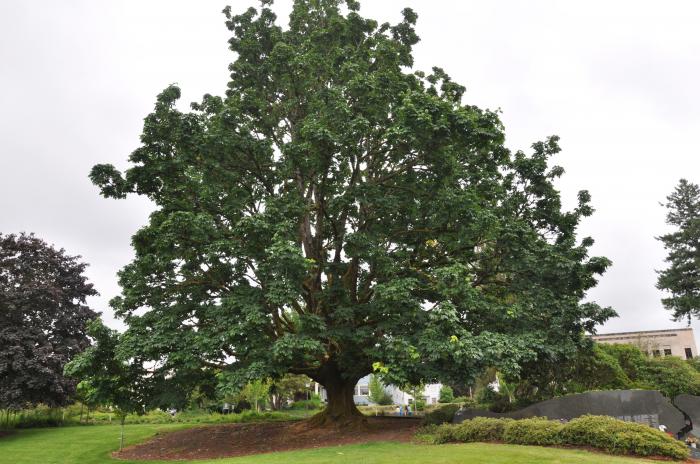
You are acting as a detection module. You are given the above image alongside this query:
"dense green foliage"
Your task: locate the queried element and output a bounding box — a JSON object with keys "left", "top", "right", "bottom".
{"left": 483, "top": 343, "right": 700, "bottom": 410}
{"left": 368, "top": 375, "right": 392, "bottom": 405}
{"left": 241, "top": 379, "right": 271, "bottom": 412}
{"left": 438, "top": 385, "right": 455, "bottom": 403}
{"left": 64, "top": 320, "right": 150, "bottom": 424}
{"left": 431, "top": 417, "right": 512, "bottom": 443}
{"left": 657, "top": 179, "right": 700, "bottom": 321}
{"left": 587, "top": 344, "right": 700, "bottom": 398}
{"left": 89, "top": 0, "right": 612, "bottom": 422}
{"left": 269, "top": 374, "right": 313, "bottom": 409}
{"left": 421, "top": 403, "right": 461, "bottom": 425}
{"left": 288, "top": 395, "right": 323, "bottom": 410}
{"left": 560, "top": 415, "right": 689, "bottom": 460}
{"left": 0, "top": 233, "right": 97, "bottom": 411}
{"left": 501, "top": 418, "right": 562, "bottom": 446}
{"left": 1, "top": 406, "right": 67, "bottom": 429}
{"left": 0, "top": 426, "right": 666, "bottom": 464}
{"left": 429, "top": 415, "right": 689, "bottom": 460}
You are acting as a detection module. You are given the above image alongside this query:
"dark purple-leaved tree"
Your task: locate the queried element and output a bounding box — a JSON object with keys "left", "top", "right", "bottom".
{"left": 0, "top": 233, "right": 98, "bottom": 411}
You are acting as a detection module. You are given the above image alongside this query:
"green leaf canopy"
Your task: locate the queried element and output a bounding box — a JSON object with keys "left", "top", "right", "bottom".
{"left": 90, "top": 0, "right": 613, "bottom": 423}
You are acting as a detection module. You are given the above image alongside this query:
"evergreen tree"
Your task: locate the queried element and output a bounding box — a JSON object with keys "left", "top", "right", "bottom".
{"left": 368, "top": 375, "right": 392, "bottom": 405}
{"left": 657, "top": 179, "right": 700, "bottom": 321}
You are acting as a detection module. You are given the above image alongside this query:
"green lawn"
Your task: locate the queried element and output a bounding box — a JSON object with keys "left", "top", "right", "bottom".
{"left": 0, "top": 424, "right": 663, "bottom": 464}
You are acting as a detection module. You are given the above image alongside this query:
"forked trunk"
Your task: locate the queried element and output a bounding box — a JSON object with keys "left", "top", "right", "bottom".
{"left": 306, "top": 376, "right": 366, "bottom": 428}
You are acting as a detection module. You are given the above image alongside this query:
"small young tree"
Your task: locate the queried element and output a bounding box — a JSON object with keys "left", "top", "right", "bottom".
{"left": 368, "top": 375, "right": 392, "bottom": 405}
{"left": 75, "top": 381, "right": 100, "bottom": 423}
{"left": 438, "top": 385, "right": 454, "bottom": 403}
{"left": 657, "top": 179, "right": 700, "bottom": 322}
{"left": 64, "top": 320, "right": 149, "bottom": 450}
{"left": 242, "top": 379, "right": 271, "bottom": 412}
{"left": 404, "top": 383, "right": 426, "bottom": 414}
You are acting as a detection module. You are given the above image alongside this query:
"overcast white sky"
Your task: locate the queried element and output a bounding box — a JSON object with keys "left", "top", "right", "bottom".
{"left": 2, "top": 1, "right": 699, "bottom": 341}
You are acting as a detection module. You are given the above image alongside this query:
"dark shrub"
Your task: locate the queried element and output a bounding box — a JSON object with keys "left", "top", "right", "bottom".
{"left": 421, "top": 403, "right": 460, "bottom": 426}
{"left": 233, "top": 400, "right": 251, "bottom": 413}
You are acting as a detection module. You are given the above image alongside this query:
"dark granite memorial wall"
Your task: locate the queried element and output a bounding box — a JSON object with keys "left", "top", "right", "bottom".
{"left": 453, "top": 390, "right": 688, "bottom": 436}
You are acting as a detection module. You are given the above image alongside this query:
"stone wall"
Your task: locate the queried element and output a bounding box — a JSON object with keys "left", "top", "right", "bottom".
{"left": 453, "top": 390, "right": 687, "bottom": 436}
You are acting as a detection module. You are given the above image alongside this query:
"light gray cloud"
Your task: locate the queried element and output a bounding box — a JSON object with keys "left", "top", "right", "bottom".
{"left": 2, "top": 0, "right": 699, "bottom": 340}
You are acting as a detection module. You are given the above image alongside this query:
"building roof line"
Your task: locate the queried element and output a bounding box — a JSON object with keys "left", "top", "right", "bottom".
{"left": 592, "top": 328, "right": 692, "bottom": 337}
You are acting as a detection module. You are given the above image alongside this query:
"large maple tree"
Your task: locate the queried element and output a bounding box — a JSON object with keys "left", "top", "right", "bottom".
{"left": 90, "top": 0, "right": 613, "bottom": 426}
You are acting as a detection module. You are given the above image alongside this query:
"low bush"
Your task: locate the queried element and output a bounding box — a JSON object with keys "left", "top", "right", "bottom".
{"left": 147, "top": 409, "right": 294, "bottom": 424}
{"left": 288, "top": 397, "right": 322, "bottom": 410}
{"left": 424, "top": 415, "right": 689, "bottom": 460}
{"left": 433, "top": 417, "right": 511, "bottom": 444}
{"left": 0, "top": 405, "right": 310, "bottom": 429}
{"left": 560, "top": 415, "right": 688, "bottom": 460}
{"left": 421, "top": 403, "right": 460, "bottom": 426}
{"left": 11, "top": 407, "right": 66, "bottom": 428}
{"left": 451, "top": 396, "right": 478, "bottom": 408}
{"left": 502, "top": 418, "right": 563, "bottom": 446}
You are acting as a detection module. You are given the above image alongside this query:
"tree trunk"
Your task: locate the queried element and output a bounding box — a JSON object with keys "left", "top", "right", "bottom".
{"left": 306, "top": 375, "right": 366, "bottom": 428}
{"left": 119, "top": 416, "right": 125, "bottom": 451}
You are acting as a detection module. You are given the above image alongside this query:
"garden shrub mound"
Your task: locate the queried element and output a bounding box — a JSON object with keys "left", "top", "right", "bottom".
{"left": 421, "top": 403, "right": 461, "bottom": 425}
{"left": 116, "top": 416, "right": 420, "bottom": 460}
{"left": 428, "top": 415, "right": 689, "bottom": 460}
{"left": 559, "top": 415, "right": 689, "bottom": 459}
{"left": 502, "top": 418, "right": 563, "bottom": 446}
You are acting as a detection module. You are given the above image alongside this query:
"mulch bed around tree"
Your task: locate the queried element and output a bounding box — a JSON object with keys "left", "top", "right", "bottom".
{"left": 115, "top": 417, "right": 420, "bottom": 461}
{"left": 0, "top": 431, "right": 14, "bottom": 439}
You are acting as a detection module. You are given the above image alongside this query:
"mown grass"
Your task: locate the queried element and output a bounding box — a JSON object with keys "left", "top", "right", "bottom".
{"left": 0, "top": 423, "right": 664, "bottom": 464}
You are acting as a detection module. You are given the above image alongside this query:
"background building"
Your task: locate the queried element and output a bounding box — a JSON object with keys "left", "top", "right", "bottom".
{"left": 592, "top": 328, "right": 698, "bottom": 360}
{"left": 313, "top": 375, "right": 442, "bottom": 406}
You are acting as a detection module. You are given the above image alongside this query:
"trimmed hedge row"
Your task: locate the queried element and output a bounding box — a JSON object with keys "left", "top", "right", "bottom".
{"left": 425, "top": 415, "right": 689, "bottom": 460}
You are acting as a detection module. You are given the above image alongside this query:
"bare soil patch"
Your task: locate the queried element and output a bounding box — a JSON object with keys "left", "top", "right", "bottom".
{"left": 115, "top": 417, "right": 420, "bottom": 461}
{"left": 0, "top": 430, "right": 13, "bottom": 439}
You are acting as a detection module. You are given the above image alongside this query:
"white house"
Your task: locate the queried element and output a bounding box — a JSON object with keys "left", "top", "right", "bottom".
{"left": 314, "top": 375, "right": 442, "bottom": 406}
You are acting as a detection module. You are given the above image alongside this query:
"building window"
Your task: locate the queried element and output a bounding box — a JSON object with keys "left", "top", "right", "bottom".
{"left": 664, "top": 349, "right": 672, "bottom": 356}
{"left": 358, "top": 385, "right": 369, "bottom": 396}
{"left": 653, "top": 350, "right": 661, "bottom": 357}
{"left": 686, "top": 348, "right": 694, "bottom": 359}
